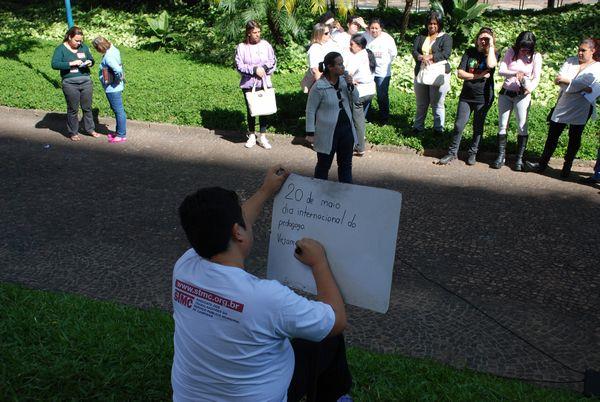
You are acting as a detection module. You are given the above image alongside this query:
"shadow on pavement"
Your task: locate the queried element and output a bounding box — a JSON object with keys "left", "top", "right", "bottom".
{"left": 0, "top": 133, "right": 598, "bottom": 391}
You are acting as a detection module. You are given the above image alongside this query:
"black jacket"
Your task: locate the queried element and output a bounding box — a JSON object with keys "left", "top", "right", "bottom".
{"left": 412, "top": 33, "right": 453, "bottom": 76}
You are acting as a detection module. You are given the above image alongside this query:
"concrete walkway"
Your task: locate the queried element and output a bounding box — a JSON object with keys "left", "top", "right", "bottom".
{"left": 1, "top": 106, "right": 598, "bottom": 393}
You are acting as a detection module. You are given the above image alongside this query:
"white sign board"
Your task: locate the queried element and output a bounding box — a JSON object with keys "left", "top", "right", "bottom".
{"left": 267, "top": 174, "right": 402, "bottom": 313}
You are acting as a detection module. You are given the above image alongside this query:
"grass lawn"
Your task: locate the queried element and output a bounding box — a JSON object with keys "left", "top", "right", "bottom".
{"left": 0, "top": 37, "right": 598, "bottom": 159}
{"left": 0, "top": 282, "right": 588, "bottom": 401}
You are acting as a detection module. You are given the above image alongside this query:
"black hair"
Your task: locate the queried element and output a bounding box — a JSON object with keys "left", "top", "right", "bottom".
{"left": 368, "top": 18, "right": 384, "bottom": 29}
{"left": 425, "top": 10, "right": 444, "bottom": 32}
{"left": 178, "top": 187, "right": 246, "bottom": 259}
{"left": 512, "top": 31, "right": 536, "bottom": 62}
{"left": 350, "top": 34, "right": 376, "bottom": 73}
{"left": 318, "top": 51, "right": 342, "bottom": 74}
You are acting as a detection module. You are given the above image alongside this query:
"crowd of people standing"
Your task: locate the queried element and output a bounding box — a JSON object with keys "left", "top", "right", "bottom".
{"left": 51, "top": 16, "right": 599, "bottom": 183}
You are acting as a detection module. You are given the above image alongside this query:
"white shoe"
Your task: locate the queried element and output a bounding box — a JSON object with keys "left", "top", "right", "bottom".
{"left": 258, "top": 134, "right": 272, "bottom": 150}
{"left": 245, "top": 133, "right": 256, "bottom": 148}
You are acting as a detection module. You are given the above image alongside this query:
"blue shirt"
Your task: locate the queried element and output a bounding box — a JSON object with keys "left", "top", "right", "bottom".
{"left": 98, "top": 45, "right": 124, "bottom": 93}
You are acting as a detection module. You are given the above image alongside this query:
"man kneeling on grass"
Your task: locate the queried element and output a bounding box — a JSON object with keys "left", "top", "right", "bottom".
{"left": 172, "top": 165, "right": 352, "bottom": 402}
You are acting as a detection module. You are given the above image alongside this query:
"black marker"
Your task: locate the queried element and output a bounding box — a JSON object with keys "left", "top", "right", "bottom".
{"left": 295, "top": 246, "right": 302, "bottom": 255}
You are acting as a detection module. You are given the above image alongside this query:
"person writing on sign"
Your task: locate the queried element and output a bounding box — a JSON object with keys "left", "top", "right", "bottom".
{"left": 306, "top": 52, "right": 358, "bottom": 184}
{"left": 51, "top": 26, "right": 99, "bottom": 141}
{"left": 92, "top": 36, "right": 127, "bottom": 143}
{"left": 172, "top": 165, "right": 352, "bottom": 402}
{"left": 235, "top": 20, "right": 276, "bottom": 150}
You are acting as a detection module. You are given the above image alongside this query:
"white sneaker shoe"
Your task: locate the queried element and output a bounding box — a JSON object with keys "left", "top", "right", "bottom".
{"left": 258, "top": 134, "right": 272, "bottom": 150}
{"left": 245, "top": 133, "right": 256, "bottom": 148}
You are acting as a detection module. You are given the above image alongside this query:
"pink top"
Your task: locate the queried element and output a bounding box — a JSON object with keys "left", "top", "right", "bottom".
{"left": 498, "top": 48, "right": 542, "bottom": 92}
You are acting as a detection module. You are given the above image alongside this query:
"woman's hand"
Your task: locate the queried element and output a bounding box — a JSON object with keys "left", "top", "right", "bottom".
{"left": 516, "top": 72, "right": 525, "bottom": 81}
{"left": 255, "top": 66, "right": 266, "bottom": 78}
{"left": 69, "top": 60, "right": 83, "bottom": 67}
{"left": 343, "top": 72, "right": 353, "bottom": 86}
{"left": 555, "top": 75, "right": 569, "bottom": 85}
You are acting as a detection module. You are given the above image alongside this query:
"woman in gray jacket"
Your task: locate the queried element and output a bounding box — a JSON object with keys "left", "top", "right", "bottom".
{"left": 306, "top": 51, "right": 358, "bottom": 183}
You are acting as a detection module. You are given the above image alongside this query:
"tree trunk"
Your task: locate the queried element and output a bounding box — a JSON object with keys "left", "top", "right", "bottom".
{"left": 401, "top": 0, "right": 413, "bottom": 37}
{"left": 547, "top": 0, "right": 555, "bottom": 7}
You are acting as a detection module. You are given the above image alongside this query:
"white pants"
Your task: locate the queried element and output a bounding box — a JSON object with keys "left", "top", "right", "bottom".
{"left": 497, "top": 93, "right": 531, "bottom": 137}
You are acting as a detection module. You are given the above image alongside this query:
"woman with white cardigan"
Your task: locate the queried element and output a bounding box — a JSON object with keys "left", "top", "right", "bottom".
{"left": 527, "top": 37, "right": 600, "bottom": 178}
{"left": 306, "top": 52, "right": 358, "bottom": 183}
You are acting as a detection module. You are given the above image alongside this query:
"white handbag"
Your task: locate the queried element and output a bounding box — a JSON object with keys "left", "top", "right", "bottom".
{"left": 416, "top": 60, "right": 447, "bottom": 87}
{"left": 245, "top": 80, "right": 277, "bottom": 117}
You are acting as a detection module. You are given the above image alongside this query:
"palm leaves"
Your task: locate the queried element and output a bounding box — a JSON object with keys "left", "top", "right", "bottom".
{"left": 430, "top": 0, "right": 490, "bottom": 42}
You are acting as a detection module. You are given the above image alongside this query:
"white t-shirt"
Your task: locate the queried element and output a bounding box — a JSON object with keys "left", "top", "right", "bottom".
{"left": 171, "top": 248, "right": 335, "bottom": 402}
{"left": 365, "top": 31, "right": 398, "bottom": 77}
{"left": 307, "top": 43, "right": 326, "bottom": 69}
{"left": 346, "top": 49, "right": 376, "bottom": 98}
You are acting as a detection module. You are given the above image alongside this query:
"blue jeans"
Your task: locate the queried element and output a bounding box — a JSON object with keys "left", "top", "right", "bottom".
{"left": 105, "top": 91, "right": 127, "bottom": 137}
{"left": 373, "top": 76, "right": 391, "bottom": 121}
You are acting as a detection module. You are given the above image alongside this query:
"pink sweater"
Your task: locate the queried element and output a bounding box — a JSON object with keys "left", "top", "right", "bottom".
{"left": 498, "top": 48, "right": 542, "bottom": 92}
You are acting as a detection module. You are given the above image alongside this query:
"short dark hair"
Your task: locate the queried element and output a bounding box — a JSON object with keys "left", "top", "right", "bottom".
{"left": 178, "top": 187, "right": 246, "bottom": 259}
{"left": 63, "top": 26, "right": 83, "bottom": 43}
{"left": 425, "top": 11, "right": 444, "bottom": 32}
{"left": 368, "top": 18, "right": 384, "bottom": 29}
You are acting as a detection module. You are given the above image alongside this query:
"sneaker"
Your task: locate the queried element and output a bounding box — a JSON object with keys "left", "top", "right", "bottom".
{"left": 109, "top": 136, "right": 127, "bottom": 143}
{"left": 245, "top": 133, "right": 256, "bottom": 148}
{"left": 107, "top": 132, "right": 116, "bottom": 141}
{"left": 258, "top": 135, "right": 272, "bottom": 150}
{"left": 437, "top": 154, "right": 456, "bottom": 165}
{"left": 466, "top": 154, "right": 477, "bottom": 166}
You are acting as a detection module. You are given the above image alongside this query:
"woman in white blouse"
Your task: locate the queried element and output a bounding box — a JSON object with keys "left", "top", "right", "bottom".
{"left": 345, "top": 34, "right": 376, "bottom": 156}
{"left": 304, "top": 23, "right": 331, "bottom": 92}
{"left": 492, "top": 31, "right": 542, "bottom": 170}
{"left": 528, "top": 38, "right": 599, "bottom": 178}
{"left": 365, "top": 18, "right": 397, "bottom": 123}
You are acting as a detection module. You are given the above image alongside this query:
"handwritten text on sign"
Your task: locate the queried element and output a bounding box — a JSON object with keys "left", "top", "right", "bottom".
{"left": 267, "top": 174, "right": 402, "bottom": 313}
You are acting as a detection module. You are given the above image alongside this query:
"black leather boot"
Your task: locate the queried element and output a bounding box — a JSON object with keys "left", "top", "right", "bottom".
{"left": 514, "top": 135, "right": 528, "bottom": 171}
{"left": 491, "top": 135, "right": 507, "bottom": 169}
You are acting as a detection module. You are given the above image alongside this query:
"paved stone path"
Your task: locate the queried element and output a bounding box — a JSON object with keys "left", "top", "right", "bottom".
{"left": 1, "top": 106, "right": 598, "bottom": 393}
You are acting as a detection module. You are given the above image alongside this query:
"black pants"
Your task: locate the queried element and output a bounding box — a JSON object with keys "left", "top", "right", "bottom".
{"left": 314, "top": 112, "right": 354, "bottom": 184}
{"left": 62, "top": 78, "right": 94, "bottom": 136}
{"left": 241, "top": 88, "right": 267, "bottom": 133}
{"left": 448, "top": 100, "right": 492, "bottom": 156}
{"left": 288, "top": 334, "right": 353, "bottom": 402}
{"left": 539, "top": 106, "right": 593, "bottom": 167}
